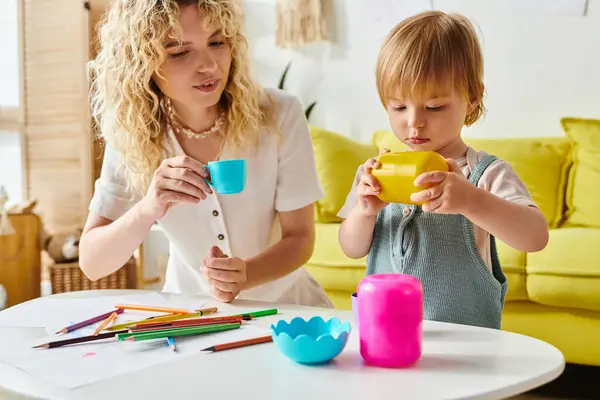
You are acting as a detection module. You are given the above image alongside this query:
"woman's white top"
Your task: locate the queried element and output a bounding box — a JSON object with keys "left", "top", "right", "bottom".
{"left": 89, "top": 89, "right": 332, "bottom": 307}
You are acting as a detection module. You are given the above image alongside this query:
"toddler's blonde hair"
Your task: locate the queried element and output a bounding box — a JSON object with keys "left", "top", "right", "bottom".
{"left": 376, "top": 11, "right": 485, "bottom": 126}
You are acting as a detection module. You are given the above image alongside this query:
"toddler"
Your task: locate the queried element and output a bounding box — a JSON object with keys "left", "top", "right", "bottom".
{"left": 338, "top": 11, "right": 549, "bottom": 329}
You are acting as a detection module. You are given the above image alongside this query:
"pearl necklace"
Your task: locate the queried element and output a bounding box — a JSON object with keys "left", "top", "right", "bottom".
{"left": 161, "top": 97, "right": 225, "bottom": 140}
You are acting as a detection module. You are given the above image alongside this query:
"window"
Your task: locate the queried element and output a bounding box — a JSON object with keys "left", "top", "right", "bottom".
{"left": 0, "top": 132, "right": 23, "bottom": 205}
{"left": 0, "top": 0, "right": 20, "bottom": 109}
{"left": 0, "top": 0, "right": 24, "bottom": 206}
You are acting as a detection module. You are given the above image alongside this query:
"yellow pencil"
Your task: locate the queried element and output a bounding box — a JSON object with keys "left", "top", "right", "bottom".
{"left": 93, "top": 312, "right": 118, "bottom": 336}
{"left": 106, "top": 307, "right": 218, "bottom": 331}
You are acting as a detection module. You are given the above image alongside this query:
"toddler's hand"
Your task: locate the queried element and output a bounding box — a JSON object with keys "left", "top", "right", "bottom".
{"left": 410, "top": 158, "right": 476, "bottom": 214}
{"left": 356, "top": 149, "right": 390, "bottom": 217}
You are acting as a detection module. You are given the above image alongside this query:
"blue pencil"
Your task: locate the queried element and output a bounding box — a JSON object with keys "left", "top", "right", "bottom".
{"left": 166, "top": 336, "right": 176, "bottom": 352}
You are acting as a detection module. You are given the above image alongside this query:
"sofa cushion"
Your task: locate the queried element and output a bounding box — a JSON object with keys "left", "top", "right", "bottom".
{"left": 307, "top": 223, "right": 528, "bottom": 301}
{"left": 502, "top": 301, "right": 600, "bottom": 367}
{"left": 527, "top": 228, "right": 600, "bottom": 312}
{"left": 309, "top": 126, "right": 378, "bottom": 223}
{"left": 371, "top": 130, "right": 572, "bottom": 228}
{"left": 560, "top": 117, "right": 600, "bottom": 228}
{"left": 496, "top": 241, "right": 528, "bottom": 301}
{"left": 306, "top": 223, "right": 366, "bottom": 293}
{"left": 372, "top": 130, "right": 408, "bottom": 152}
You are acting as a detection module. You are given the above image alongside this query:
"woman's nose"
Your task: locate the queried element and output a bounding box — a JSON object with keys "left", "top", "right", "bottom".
{"left": 196, "top": 52, "right": 218, "bottom": 73}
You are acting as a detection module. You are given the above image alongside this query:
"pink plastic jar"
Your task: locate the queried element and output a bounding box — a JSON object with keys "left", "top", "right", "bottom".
{"left": 357, "top": 273, "right": 423, "bottom": 368}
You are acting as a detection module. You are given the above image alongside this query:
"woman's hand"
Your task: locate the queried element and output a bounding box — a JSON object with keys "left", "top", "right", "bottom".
{"left": 139, "top": 156, "right": 213, "bottom": 222}
{"left": 356, "top": 149, "right": 390, "bottom": 217}
{"left": 202, "top": 246, "right": 247, "bottom": 303}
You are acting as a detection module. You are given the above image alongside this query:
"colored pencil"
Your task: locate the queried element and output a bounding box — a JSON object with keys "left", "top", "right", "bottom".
{"left": 145, "top": 307, "right": 217, "bottom": 321}
{"left": 194, "top": 307, "right": 218, "bottom": 315}
{"left": 232, "top": 308, "right": 278, "bottom": 319}
{"left": 128, "top": 318, "right": 243, "bottom": 334}
{"left": 202, "top": 335, "right": 273, "bottom": 352}
{"left": 114, "top": 304, "right": 193, "bottom": 314}
{"left": 124, "top": 324, "right": 240, "bottom": 341}
{"left": 118, "top": 323, "right": 240, "bottom": 340}
{"left": 145, "top": 312, "right": 177, "bottom": 321}
{"left": 107, "top": 314, "right": 199, "bottom": 331}
{"left": 93, "top": 311, "right": 118, "bottom": 336}
{"left": 55, "top": 308, "right": 125, "bottom": 335}
{"left": 166, "top": 337, "right": 176, "bottom": 352}
{"left": 106, "top": 308, "right": 217, "bottom": 331}
{"left": 130, "top": 315, "right": 243, "bottom": 331}
{"left": 117, "top": 323, "right": 241, "bottom": 342}
{"left": 33, "top": 329, "right": 129, "bottom": 349}
{"left": 129, "top": 321, "right": 242, "bottom": 334}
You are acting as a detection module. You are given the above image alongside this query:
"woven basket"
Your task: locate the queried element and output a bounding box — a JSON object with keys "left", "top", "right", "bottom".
{"left": 49, "top": 258, "right": 137, "bottom": 294}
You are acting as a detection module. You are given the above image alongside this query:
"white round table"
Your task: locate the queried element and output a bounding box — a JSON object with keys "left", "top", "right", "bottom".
{"left": 0, "top": 290, "right": 564, "bottom": 400}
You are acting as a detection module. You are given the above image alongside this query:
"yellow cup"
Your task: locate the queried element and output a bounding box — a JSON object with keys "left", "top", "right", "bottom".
{"left": 371, "top": 151, "right": 449, "bottom": 204}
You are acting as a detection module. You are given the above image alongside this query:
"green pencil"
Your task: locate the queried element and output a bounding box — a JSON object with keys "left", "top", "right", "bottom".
{"left": 116, "top": 323, "right": 241, "bottom": 342}
{"left": 116, "top": 323, "right": 239, "bottom": 340}
{"left": 233, "top": 308, "right": 278, "bottom": 319}
{"left": 126, "top": 323, "right": 240, "bottom": 342}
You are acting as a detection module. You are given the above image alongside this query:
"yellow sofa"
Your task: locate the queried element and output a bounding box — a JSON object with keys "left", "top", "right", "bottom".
{"left": 306, "top": 117, "right": 600, "bottom": 367}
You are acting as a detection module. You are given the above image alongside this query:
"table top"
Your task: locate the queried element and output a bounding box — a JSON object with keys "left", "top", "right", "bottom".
{"left": 0, "top": 290, "right": 565, "bottom": 400}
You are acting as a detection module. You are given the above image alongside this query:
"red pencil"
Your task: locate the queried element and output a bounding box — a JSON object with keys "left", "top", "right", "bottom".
{"left": 130, "top": 315, "right": 243, "bottom": 332}
{"left": 201, "top": 335, "right": 273, "bottom": 352}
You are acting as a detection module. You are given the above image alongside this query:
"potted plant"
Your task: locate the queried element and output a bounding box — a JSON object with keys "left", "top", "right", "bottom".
{"left": 278, "top": 62, "right": 317, "bottom": 121}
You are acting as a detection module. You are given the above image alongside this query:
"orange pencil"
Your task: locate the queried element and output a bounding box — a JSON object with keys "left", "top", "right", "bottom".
{"left": 201, "top": 335, "right": 273, "bottom": 352}
{"left": 114, "top": 304, "right": 192, "bottom": 314}
{"left": 93, "top": 312, "right": 118, "bottom": 336}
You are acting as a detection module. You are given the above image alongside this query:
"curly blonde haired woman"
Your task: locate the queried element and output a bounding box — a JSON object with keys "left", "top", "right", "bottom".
{"left": 80, "top": 0, "right": 332, "bottom": 307}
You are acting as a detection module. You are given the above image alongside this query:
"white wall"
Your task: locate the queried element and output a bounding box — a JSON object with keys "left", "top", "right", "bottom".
{"left": 243, "top": 0, "right": 600, "bottom": 142}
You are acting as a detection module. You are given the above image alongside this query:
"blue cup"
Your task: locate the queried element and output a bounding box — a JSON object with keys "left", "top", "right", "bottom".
{"left": 205, "top": 159, "right": 247, "bottom": 194}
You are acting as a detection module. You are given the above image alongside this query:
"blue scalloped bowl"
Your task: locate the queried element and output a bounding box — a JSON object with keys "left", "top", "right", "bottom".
{"left": 270, "top": 316, "right": 352, "bottom": 364}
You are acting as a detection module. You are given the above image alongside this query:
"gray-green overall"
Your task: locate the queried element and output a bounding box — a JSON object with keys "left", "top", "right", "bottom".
{"left": 366, "top": 155, "right": 508, "bottom": 329}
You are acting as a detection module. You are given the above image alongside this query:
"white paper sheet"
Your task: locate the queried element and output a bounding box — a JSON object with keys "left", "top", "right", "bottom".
{"left": 362, "top": 0, "right": 433, "bottom": 41}
{"left": 0, "top": 323, "right": 269, "bottom": 389}
{"left": 0, "top": 293, "right": 283, "bottom": 388}
{"left": 0, "top": 292, "right": 207, "bottom": 336}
